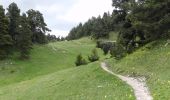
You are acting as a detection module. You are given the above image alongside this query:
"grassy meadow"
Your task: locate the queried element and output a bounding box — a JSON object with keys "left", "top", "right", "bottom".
{"left": 0, "top": 37, "right": 135, "bottom": 100}
{"left": 0, "top": 62, "right": 135, "bottom": 100}
{"left": 0, "top": 38, "right": 99, "bottom": 86}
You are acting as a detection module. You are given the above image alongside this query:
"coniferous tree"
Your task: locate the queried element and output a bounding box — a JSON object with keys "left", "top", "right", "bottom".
{"left": 47, "top": 34, "right": 57, "bottom": 42}
{"left": 130, "top": 0, "right": 170, "bottom": 40}
{"left": 75, "top": 54, "right": 87, "bottom": 66}
{"left": 102, "top": 12, "right": 113, "bottom": 32}
{"left": 92, "top": 16, "right": 105, "bottom": 39}
{"left": 16, "top": 13, "right": 32, "bottom": 59}
{"left": 67, "top": 14, "right": 112, "bottom": 40}
{"left": 27, "top": 9, "right": 51, "bottom": 44}
{"left": 0, "top": 5, "right": 12, "bottom": 59}
{"left": 7, "top": 2, "right": 20, "bottom": 46}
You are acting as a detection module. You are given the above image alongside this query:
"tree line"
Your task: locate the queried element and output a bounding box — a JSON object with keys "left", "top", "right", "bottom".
{"left": 46, "top": 34, "right": 66, "bottom": 42}
{"left": 67, "top": 12, "right": 114, "bottom": 40}
{"left": 0, "top": 2, "right": 52, "bottom": 60}
{"left": 67, "top": 0, "right": 170, "bottom": 55}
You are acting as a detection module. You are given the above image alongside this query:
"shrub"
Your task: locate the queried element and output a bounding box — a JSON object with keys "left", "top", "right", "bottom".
{"left": 75, "top": 54, "right": 87, "bottom": 66}
{"left": 102, "top": 43, "right": 110, "bottom": 55}
{"left": 96, "top": 40, "right": 104, "bottom": 48}
{"left": 110, "top": 43, "right": 126, "bottom": 59}
{"left": 88, "top": 49, "right": 99, "bottom": 62}
{"left": 97, "top": 40, "right": 118, "bottom": 55}
{"left": 102, "top": 42, "right": 115, "bottom": 55}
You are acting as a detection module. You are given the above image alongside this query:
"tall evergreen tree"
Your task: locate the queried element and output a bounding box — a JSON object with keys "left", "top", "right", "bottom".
{"left": 7, "top": 2, "right": 20, "bottom": 45}
{"left": 102, "top": 12, "right": 112, "bottom": 32}
{"left": 16, "top": 13, "right": 32, "bottom": 59}
{"left": 130, "top": 0, "right": 170, "bottom": 40}
{"left": 112, "top": 0, "right": 139, "bottom": 52}
{"left": 92, "top": 15, "right": 106, "bottom": 39}
{"left": 0, "top": 5, "right": 12, "bottom": 59}
{"left": 27, "top": 9, "right": 51, "bottom": 44}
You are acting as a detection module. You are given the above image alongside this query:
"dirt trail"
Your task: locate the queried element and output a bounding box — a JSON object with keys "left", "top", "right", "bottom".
{"left": 101, "top": 62, "right": 153, "bottom": 100}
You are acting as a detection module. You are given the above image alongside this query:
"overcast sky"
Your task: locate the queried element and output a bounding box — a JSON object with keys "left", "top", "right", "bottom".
{"left": 0, "top": 0, "right": 113, "bottom": 37}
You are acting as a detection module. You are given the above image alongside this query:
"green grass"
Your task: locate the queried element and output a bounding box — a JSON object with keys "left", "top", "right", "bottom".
{"left": 0, "top": 37, "right": 135, "bottom": 100}
{"left": 107, "top": 40, "right": 170, "bottom": 100}
{"left": 0, "top": 62, "right": 135, "bottom": 100}
{"left": 0, "top": 37, "right": 104, "bottom": 87}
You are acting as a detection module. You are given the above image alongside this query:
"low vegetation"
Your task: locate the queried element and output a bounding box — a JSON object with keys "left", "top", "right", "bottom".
{"left": 0, "top": 62, "right": 135, "bottom": 100}
{"left": 75, "top": 54, "right": 87, "bottom": 66}
{"left": 88, "top": 49, "right": 99, "bottom": 62}
{"left": 110, "top": 43, "right": 126, "bottom": 59}
{"left": 106, "top": 40, "right": 170, "bottom": 100}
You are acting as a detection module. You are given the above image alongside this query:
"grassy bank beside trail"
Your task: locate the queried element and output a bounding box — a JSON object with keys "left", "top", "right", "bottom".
{"left": 107, "top": 40, "right": 170, "bottom": 100}
{"left": 0, "top": 62, "right": 135, "bottom": 100}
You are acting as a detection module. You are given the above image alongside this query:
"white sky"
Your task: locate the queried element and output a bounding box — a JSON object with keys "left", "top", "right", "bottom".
{"left": 0, "top": 0, "right": 113, "bottom": 37}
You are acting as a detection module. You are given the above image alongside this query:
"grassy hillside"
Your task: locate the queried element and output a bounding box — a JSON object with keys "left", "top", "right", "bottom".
{"left": 0, "top": 37, "right": 135, "bottom": 100}
{"left": 107, "top": 40, "right": 170, "bottom": 100}
{"left": 0, "top": 37, "right": 102, "bottom": 86}
{"left": 0, "top": 62, "right": 135, "bottom": 100}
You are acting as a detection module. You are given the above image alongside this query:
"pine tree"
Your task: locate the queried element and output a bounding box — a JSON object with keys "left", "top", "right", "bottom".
{"left": 16, "top": 13, "right": 32, "bottom": 59}
{"left": 130, "top": 0, "right": 170, "bottom": 40}
{"left": 0, "top": 6, "right": 12, "bottom": 59}
{"left": 27, "top": 9, "right": 51, "bottom": 44}
{"left": 75, "top": 54, "right": 87, "bottom": 66}
{"left": 7, "top": 2, "right": 20, "bottom": 45}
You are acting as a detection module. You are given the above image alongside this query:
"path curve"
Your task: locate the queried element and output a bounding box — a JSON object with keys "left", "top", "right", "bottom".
{"left": 101, "top": 62, "right": 153, "bottom": 100}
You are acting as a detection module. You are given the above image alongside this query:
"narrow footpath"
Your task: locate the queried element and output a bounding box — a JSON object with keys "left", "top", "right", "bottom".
{"left": 101, "top": 62, "right": 153, "bottom": 100}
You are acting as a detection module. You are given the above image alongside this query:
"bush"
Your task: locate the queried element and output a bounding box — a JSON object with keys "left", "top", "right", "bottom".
{"left": 88, "top": 49, "right": 99, "bottom": 62}
{"left": 75, "top": 54, "right": 87, "bottom": 66}
{"left": 102, "top": 42, "right": 115, "bottom": 55}
{"left": 96, "top": 40, "right": 104, "bottom": 48}
{"left": 110, "top": 43, "right": 126, "bottom": 59}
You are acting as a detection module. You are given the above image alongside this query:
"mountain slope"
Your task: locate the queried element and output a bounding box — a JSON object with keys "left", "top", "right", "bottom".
{"left": 107, "top": 40, "right": 170, "bottom": 100}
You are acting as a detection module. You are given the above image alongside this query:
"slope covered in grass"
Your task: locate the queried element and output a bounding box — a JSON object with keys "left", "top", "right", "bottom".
{"left": 0, "top": 62, "right": 135, "bottom": 100}
{"left": 107, "top": 40, "right": 170, "bottom": 100}
{"left": 0, "top": 37, "right": 104, "bottom": 87}
{"left": 0, "top": 37, "right": 135, "bottom": 100}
